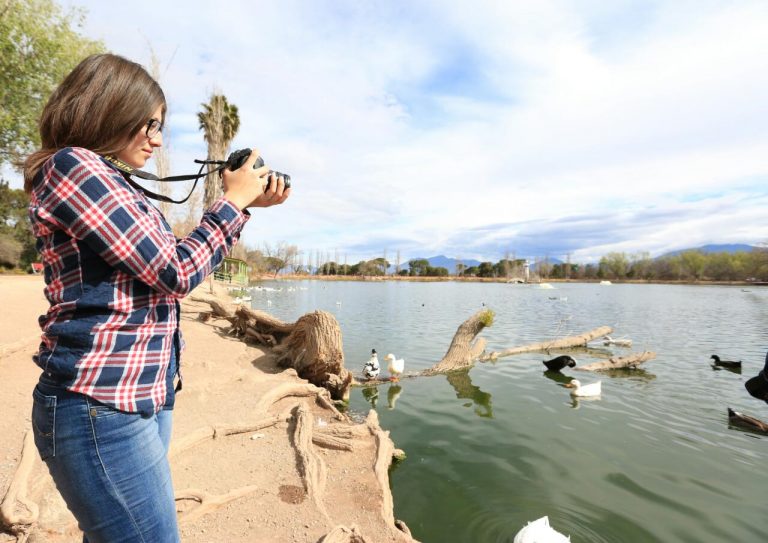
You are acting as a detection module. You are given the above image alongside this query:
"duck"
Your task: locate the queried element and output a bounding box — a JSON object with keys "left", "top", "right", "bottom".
{"left": 710, "top": 355, "right": 742, "bottom": 369}
{"left": 603, "top": 335, "right": 632, "bottom": 347}
{"left": 362, "top": 349, "right": 380, "bottom": 380}
{"left": 384, "top": 353, "right": 405, "bottom": 381}
{"left": 514, "top": 516, "right": 570, "bottom": 543}
{"left": 564, "top": 379, "right": 601, "bottom": 397}
{"left": 543, "top": 355, "right": 576, "bottom": 372}
{"left": 727, "top": 407, "right": 768, "bottom": 435}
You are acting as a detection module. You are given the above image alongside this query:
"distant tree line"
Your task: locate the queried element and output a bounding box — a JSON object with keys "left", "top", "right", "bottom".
{"left": 3, "top": 186, "right": 766, "bottom": 284}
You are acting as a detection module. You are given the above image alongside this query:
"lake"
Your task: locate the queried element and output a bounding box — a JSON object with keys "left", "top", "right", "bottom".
{"left": 246, "top": 280, "right": 768, "bottom": 542}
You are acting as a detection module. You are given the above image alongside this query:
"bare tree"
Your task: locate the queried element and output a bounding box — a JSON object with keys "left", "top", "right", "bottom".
{"left": 264, "top": 242, "right": 298, "bottom": 278}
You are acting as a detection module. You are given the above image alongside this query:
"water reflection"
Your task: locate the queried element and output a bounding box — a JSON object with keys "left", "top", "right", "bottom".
{"left": 445, "top": 369, "right": 493, "bottom": 418}
{"left": 361, "top": 386, "right": 379, "bottom": 408}
{"left": 570, "top": 395, "right": 601, "bottom": 409}
{"left": 711, "top": 364, "right": 742, "bottom": 375}
{"left": 597, "top": 368, "right": 657, "bottom": 381}
{"left": 543, "top": 370, "right": 575, "bottom": 385}
{"left": 387, "top": 384, "right": 402, "bottom": 410}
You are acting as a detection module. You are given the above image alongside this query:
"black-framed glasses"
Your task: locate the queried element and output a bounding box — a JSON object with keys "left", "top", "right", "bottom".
{"left": 145, "top": 119, "right": 163, "bottom": 138}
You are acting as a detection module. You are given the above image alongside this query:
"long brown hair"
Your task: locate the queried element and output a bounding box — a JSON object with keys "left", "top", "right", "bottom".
{"left": 23, "top": 54, "right": 166, "bottom": 193}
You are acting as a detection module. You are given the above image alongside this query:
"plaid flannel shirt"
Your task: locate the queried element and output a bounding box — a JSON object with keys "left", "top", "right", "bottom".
{"left": 29, "top": 147, "right": 249, "bottom": 414}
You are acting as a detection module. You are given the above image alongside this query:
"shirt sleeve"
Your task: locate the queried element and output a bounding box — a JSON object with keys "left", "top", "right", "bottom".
{"left": 31, "top": 147, "right": 249, "bottom": 298}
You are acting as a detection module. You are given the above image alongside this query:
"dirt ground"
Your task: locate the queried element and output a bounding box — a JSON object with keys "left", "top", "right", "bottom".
{"left": 0, "top": 275, "right": 416, "bottom": 543}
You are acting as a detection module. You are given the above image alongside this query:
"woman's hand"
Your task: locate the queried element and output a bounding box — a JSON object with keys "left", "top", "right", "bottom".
{"left": 221, "top": 148, "right": 269, "bottom": 211}
{"left": 249, "top": 172, "right": 291, "bottom": 208}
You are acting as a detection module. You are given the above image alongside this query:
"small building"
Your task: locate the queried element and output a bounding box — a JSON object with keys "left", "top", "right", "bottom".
{"left": 30, "top": 262, "right": 44, "bottom": 274}
{"left": 213, "top": 257, "right": 249, "bottom": 287}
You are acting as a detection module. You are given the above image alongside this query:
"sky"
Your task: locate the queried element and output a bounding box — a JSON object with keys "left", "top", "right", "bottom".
{"left": 14, "top": 0, "right": 768, "bottom": 264}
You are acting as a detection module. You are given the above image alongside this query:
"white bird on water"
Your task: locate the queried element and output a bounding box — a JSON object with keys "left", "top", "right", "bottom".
{"left": 564, "top": 379, "right": 601, "bottom": 397}
{"left": 384, "top": 353, "right": 405, "bottom": 381}
{"left": 514, "top": 516, "right": 570, "bottom": 542}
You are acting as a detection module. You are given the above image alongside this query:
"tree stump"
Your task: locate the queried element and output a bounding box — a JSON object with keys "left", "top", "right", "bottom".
{"left": 229, "top": 306, "right": 352, "bottom": 401}
{"left": 422, "top": 309, "right": 494, "bottom": 375}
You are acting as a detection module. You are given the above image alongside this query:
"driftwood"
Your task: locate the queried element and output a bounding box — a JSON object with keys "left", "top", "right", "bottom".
{"left": 481, "top": 326, "right": 613, "bottom": 360}
{"left": 575, "top": 351, "right": 656, "bottom": 371}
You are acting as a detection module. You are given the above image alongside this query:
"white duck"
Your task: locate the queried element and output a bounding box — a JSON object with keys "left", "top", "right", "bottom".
{"left": 384, "top": 353, "right": 405, "bottom": 381}
{"left": 514, "top": 516, "right": 570, "bottom": 543}
{"left": 362, "top": 349, "right": 380, "bottom": 380}
{"left": 564, "top": 379, "right": 601, "bottom": 397}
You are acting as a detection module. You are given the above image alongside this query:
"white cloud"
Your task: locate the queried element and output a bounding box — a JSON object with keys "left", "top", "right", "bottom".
{"left": 18, "top": 0, "right": 765, "bottom": 263}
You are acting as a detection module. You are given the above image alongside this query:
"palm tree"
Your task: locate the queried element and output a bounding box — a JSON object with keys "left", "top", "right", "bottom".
{"left": 198, "top": 92, "right": 240, "bottom": 209}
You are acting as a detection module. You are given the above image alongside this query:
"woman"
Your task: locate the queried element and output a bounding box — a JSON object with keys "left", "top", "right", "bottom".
{"left": 23, "top": 53, "right": 289, "bottom": 542}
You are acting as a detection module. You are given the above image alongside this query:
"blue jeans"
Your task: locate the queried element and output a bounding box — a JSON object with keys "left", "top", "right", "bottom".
{"left": 31, "top": 377, "right": 179, "bottom": 543}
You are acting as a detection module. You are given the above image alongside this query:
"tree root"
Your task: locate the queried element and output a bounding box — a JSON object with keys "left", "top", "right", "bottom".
{"left": 0, "top": 432, "right": 39, "bottom": 543}
{"left": 189, "top": 295, "right": 234, "bottom": 319}
{"left": 256, "top": 382, "right": 346, "bottom": 421}
{"left": 175, "top": 486, "right": 260, "bottom": 523}
{"left": 168, "top": 415, "right": 288, "bottom": 459}
{"left": 312, "top": 432, "right": 354, "bottom": 452}
{"left": 291, "top": 404, "right": 330, "bottom": 520}
{"left": 575, "top": 351, "right": 656, "bottom": 371}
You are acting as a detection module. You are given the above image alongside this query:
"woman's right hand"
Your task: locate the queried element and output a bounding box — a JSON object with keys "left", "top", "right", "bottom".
{"left": 222, "top": 148, "right": 269, "bottom": 211}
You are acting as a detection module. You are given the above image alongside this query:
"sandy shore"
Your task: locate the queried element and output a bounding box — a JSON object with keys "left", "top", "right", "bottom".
{"left": 0, "top": 275, "right": 415, "bottom": 543}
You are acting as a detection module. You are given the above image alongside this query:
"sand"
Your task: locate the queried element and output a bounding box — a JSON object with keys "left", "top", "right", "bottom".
{"left": 0, "top": 275, "right": 416, "bottom": 543}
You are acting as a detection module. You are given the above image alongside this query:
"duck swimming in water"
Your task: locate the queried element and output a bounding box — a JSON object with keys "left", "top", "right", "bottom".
{"left": 564, "top": 379, "right": 601, "bottom": 397}
{"left": 362, "top": 349, "right": 380, "bottom": 380}
{"left": 710, "top": 355, "right": 742, "bottom": 369}
{"left": 514, "top": 516, "right": 570, "bottom": 542}
{"left": 543, "top": 355, "right": 577, "bottom": 372}
{"left": 727, "top": 407, "right": 768, "bottom": 435}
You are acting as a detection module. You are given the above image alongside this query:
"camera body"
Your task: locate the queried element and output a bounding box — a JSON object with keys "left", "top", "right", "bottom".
{"left": 225, "top": 149, "right": 291, "bottom": 190}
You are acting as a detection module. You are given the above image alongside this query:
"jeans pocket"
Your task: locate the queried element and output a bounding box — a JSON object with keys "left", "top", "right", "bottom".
{"left": 32, "top": 386, "right": 57, "bottom": 460}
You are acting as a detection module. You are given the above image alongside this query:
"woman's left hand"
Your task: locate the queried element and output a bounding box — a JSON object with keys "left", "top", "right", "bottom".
{"left": 249, "top": 172, "right": 291, "bottom": 208}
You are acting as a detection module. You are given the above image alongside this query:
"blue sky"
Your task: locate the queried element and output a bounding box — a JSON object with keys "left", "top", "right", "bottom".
{"left": 12, "top": 0, "right": 768, "bottom": 264}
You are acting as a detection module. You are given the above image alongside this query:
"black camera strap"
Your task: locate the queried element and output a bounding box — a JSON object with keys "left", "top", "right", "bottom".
{"left": 102, "top": 155, "right": 228, "bottom": 204}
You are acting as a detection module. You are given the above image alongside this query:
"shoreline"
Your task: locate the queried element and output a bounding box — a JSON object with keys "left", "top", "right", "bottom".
{"left": 0, "top": 276, "right": 416, "bottom": 543}
{"left": 247, "top": 274, "right": 761, "bottom": 287}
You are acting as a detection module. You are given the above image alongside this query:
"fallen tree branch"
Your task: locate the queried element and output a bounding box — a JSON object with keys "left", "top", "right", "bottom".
{"left": 575, "top": 351, "right": 656, "bottom": 371}
{"left": 481, "top": 325, "right": 613, "bottom": 361}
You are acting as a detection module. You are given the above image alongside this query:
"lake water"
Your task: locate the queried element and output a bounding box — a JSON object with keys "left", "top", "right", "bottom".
{"left": 246, "top": 280, "right": 768, "bottom": 542}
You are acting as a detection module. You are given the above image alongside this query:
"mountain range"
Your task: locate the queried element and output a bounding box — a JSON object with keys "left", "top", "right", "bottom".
{"left": 402, "top": 245, "right": 759, "bottom": 274}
